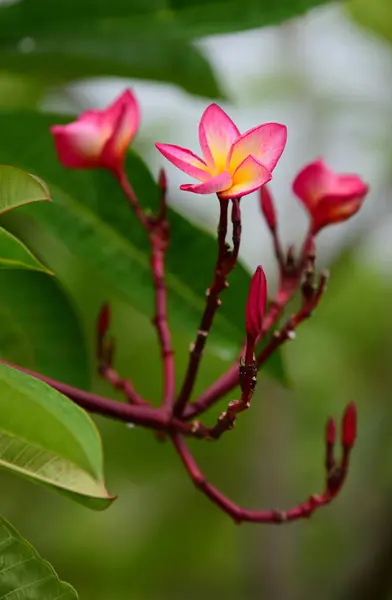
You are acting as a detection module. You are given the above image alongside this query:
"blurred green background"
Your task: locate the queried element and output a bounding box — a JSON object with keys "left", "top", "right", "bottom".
{"left": 0, "top": 0, "right": 392, "bottom": 598}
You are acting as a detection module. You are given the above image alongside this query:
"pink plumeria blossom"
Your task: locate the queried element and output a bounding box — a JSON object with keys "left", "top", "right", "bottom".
{"left": 156, "top": 104, "right": 287, "bottom": 199}
{"left": 50, "top": 89, "right": 140, "bottom": 173}
{"left": 293, "top": 159, "right": 369, "bottom": 234}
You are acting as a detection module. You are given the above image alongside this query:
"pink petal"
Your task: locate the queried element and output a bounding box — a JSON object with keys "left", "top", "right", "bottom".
{"left": 50, "top": 120, "right": 106, "bottom": 168}
{"left": 219, "top": 155, "right": 271, "bottom": 199}
{"left": 229, "top": 123, "right": 287, "bottom": 173}
{"left": 104, "top": 89, "right": 140, "bottom": 143}
{"left": 199, "top": 104, "right": 240, "bottom": 173}
{"left": 292, "top": 159, "right": 336, "bottom": 210}
{"left": 156, "top": 143, "right": 210, "bottom": 182}
{"left": 180, "top": 172, "right": 232, "bottom": 195}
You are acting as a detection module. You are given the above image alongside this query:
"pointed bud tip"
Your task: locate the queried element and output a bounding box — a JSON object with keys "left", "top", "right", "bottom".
{"left": 326, "top": 417, "right": 336, "bottom": 445}
{"left": 158, "top": 168, "right": 167, "bottom": 191}
{"left": 97, "top": 303, "right": 110, "bottom": 337}
{"left": 342, "top": 402, "right": 357, "bottom": 448}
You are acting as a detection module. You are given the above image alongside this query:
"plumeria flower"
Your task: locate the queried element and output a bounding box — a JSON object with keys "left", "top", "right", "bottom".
{"left": 156, "top": 104, "right": 287, "bottom": 199}
{"left": 293, "top": 159, "right": 369, "bottom": 234}
{"left": 50, "top": 89, "right": 140, "bottom": 173}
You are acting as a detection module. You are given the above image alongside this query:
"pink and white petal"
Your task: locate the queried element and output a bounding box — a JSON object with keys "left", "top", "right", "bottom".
{"left": 101, "top": 103, "right": 131, "bottom": 171}
{"left": 199, "top": 104, "right": 240, "bottom": 173}
{"left": 50, "top": 121, "right": 105, "bottom": 168}
{"left": 292, "top": 159, "right": 336, "bottom": 210}
{"left": 180, "top": 172, "right": 232, "bottom": 195}
{"left": 156, "top": 143, "right": 210, "bottom": 181}
{"left": 229, "top": 123, "right": 287, "bottom": 173}
{"left": 219, "top": 156, "right": 271, "bottom": 199}
{"left": 105, "top": 89, "right": 140, "bottom": 141}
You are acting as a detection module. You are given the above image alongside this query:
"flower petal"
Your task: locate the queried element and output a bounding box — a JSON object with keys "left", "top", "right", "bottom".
{"left": 312, "top": 194, "right": 367, "bottom": 234}
{"left": 104, "top": 89, "right": 140, "bottom": 143}
{"left": 50, "top": 119, "right": 107, "bottom": 168}
{"left": 219, "top": 155, "right": 271, "bottom": 199}
{"left": 292, "top": 159, "right": 336, "bottom": 210}
{"left": 199, "top": 104, "right": 240, "bottom": 173}
{"left": 155, "top": 143, "right": 210, "bottom": 182}
{"left": 180, "top": 172, "right": 232, "bottom": 195}
{"left": 229, "top": 123, "right": 287, "bottom": 173}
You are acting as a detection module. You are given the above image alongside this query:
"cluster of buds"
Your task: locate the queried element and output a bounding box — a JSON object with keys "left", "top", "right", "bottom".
{"left": 41, "top": 90, "right": 368, "bottom": 525}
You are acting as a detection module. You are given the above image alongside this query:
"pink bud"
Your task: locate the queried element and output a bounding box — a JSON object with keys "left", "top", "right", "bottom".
{"left": 325, "top": 417, "right": 336, "bottom": 445}
{"left": 292, "top": 159, "right": 368, "bottom": 235}
{"left": 158, "top": 168, "right": 167, "bottom": 192}
{"left": 245, "top": 266, "right": 267, "bottom": 341}
{"left": 50, "top": 89, "right": 140, "bottom": 173}
{"left": 259, "top": 185, "right": 277, "bottom": 231}
{"left": 341, "top": 402, "right": 357, "bottom": 448}
{"left": 97, "top": 303, "right": 110, "bottom": 338}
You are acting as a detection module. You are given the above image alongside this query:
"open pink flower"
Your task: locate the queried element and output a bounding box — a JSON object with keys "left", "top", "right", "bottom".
{"left": 293, "top": 159, "right": 369, "bottom": 234}
{"left": 50, "top": 89, "right": 140, "bottom": 173}
{"left": 156, "top": 104, "right": 287, "bottom": 199}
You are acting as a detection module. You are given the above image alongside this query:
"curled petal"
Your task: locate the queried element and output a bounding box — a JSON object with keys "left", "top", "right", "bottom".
{"left": 312, "top": 194, "right": 367, "bottom": 234}
{"left": 199, "top": 104, "right": 240, "bottom": 173}
{"left": 219, "top": 155, "right": 272, "bottom": 199}
{"left": 293, "top": 159, "right": 339, "bottom": 210}
{"left": 180, "top": 172, "right": 232, "bottom": 195}
{"left": 229, "top": 123, "right": 287, "bottom": 173}
{"left": 155, "top": 143, "right": 210, "bottom": 182}
{"left": 51, "top": 89, "right": 140, "bottom": 171}
{"left": 50, "top": 119, "right": 108, "bottom": 168}
{"left": 101, "top": 90, "right": 140, "bottom": 170}
{"left": 293, "top": 159, "right": 369, "bottom": 233}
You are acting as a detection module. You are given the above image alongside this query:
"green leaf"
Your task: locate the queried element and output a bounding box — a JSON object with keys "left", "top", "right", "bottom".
{"left": 0, "top": 269, "right": 90, "bottom": 388}
{"left": 0, "top": 110, "right": 288, "bottom": 386}
{"left": 0, "top": 226, "right": 52, "bottom": 272}
{"left": 0, "top": 30, "right": 222, "bottom": 100}
{"left": 0, "top": 165, "right": 50, "bottom": 215}
{"left": 0, "top": 0, "right": 333, "bottom": 38}
{"left": 0, "top": 514, "right": 78, "bottom": 599}
{"left": 0, "top": 362, "right": 113, "bottom": 510}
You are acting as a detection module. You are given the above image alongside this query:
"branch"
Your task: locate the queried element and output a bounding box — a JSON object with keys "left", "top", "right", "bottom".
{"left": 184, "top": 234, "right": 320, "bottom": 421}
{"left": 174, "top": 197, "right": 240, "bottom": 416}
{"left": 0, "top": 360, "right": 208, "bottom": 438}
{"left": 117, "top": 167, "right": 175, "bottom": 411}
{"left": 149, "top": 169, "right": 175, "bottom": 411}
{"left": 172, "top": 402, "right": 356, "bottom": 524}
{"left": 96, "top": 303, "right": 147, "bottom": 406}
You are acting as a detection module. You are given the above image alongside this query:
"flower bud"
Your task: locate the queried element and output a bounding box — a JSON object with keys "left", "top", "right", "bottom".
{"left": 245, "top": 266, "right": 267, "bottom": 342}
{"left": 259, "top": 185, "right": 277, "bottom": 231}
{"left": 341, "top": 402, "right": 357, "bottom": 448}
{"left": 293, "top": 159, "right": 368, "bottom": 234}
{"left": 50, "top": 89, "right": 140, "bottom": 173}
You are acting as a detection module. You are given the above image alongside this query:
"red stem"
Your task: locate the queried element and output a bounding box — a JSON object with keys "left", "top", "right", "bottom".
{"left": 151, "top": 234, "right": 175, "bottom": 410}
{"left": 172, "top": 434, "right": 345, "bottom": 524}
{"left": 174, "top": 197, "right": 232, "bottom": 416}
{"left": 0, "top": 361, "right": 206, "bottom": 437}
{"left": 117, "top": 168, "right": 175, "bottom": 411}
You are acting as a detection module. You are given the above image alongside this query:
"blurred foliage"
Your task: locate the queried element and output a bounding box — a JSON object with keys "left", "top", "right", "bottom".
{"left": 0, "top": 0, "right": 390, "bottom": 599}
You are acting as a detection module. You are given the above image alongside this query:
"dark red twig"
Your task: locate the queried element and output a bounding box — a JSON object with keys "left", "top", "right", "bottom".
{"left": 117, "top": 167, "right": 175, "bottom": 411}
{"left": 97, "top": 304, "right": 147, "bottom": 406}
{"left": 174, "top": 196, "right": 237, "bottom": 416}
{"left": 172, "top": 402, "right": 355, "bottom": 524}
{"left": 184, "top": 232, "right": 318, "bottom": 421}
